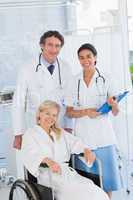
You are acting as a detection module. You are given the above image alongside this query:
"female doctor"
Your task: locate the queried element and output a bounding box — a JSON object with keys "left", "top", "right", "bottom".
{"left": 65, "top": 43, "right": 121, "bottom": 199}
{"left": 22, "top": 100, "right": 109, "bottom": 200}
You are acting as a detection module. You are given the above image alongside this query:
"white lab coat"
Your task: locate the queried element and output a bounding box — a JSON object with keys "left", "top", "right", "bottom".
{"left": 12, "top": 57, "right": 73, "bottom": 136}
{"left": 22, "top": 125, "right": 109, "bottom": 200}
{"left": 65, "top": 70, "right": 119, "bottom": 149}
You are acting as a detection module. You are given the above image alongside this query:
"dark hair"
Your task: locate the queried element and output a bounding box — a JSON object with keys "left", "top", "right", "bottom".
{"left": 77, "top": 43, "right": 97, "bottom": 57}
{"left": 39, "top": 30, "right": 64, "bottom": 47}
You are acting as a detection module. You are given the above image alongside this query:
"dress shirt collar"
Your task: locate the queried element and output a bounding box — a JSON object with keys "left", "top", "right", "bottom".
{"left": 41, "top": 56, "right": 57, "bottom": 68}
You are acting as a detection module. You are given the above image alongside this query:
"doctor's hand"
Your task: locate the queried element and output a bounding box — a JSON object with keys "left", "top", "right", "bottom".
{"left": 84, "top": 148, "right": 96, "bottom": 165}
{"left": 43, "top": 158, "right": 61, "bottom": 174}
{"left": 107, "top": 96, "right": 117, "bottom": 106}
{"left": 86, "top": 108, "right": 101, "bottom": 118}
{"left": 13, "top": 135, "right": 23, "bottom": 150}
{"left": 107, "top": 96, "right": 119, "bottom": 116}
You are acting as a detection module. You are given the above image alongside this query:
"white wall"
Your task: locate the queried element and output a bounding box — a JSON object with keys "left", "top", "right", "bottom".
{"left": 0, "top": 0, "right": 77, "bottom": 176}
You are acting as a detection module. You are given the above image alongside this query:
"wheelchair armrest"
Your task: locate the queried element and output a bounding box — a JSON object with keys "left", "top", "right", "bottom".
{"left": 70, "top": 154, "right": 103, "bottom": 189}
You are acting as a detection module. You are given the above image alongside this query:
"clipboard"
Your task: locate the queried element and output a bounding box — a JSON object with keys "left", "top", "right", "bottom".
{"left": 96, "top": 91, "right": 129, "bottom": 114}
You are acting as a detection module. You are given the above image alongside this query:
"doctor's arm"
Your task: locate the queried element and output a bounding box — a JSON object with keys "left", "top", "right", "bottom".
{"left": 64, "top": 78, "right": 100, "bottom": 119}
{"left": 12, "top": 69, "right": 28, "bottom": 149}
{"left": 66, "top": 106, "right": 100, "bottom": 118}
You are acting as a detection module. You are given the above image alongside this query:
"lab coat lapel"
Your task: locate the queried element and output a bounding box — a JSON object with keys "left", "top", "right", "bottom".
{"left": 89, "top": 69, "right": 101, "bottom": 94}
{"left": 37, "top": 61, "right": 63, "bottom": 104}
{"left": 37, "top": 62, "right": 55, "bottom": 92}
{"left": 51, "top": 61, "right": 60, "bottom": 86}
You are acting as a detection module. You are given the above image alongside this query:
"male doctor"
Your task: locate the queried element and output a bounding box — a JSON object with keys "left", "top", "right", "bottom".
{"left": 12, "top": 30, "right": 73, "bottom": 153}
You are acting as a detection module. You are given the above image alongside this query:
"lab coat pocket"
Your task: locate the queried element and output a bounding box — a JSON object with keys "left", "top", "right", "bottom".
{"left": 95, "top": 94, "right": 107, "bottom": 107}
{"left": 28, "top": 81, "right": 49, "bottom": 109}
{"left": 27, "top": 83, "right": 40, "bottom": 106}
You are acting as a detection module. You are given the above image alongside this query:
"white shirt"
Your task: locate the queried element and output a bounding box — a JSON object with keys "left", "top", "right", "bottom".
{"left": 41, "top": 56, "right": 59, "bottom": 87}
{"left": 65, "top": 69, "right": 119, "bottom": 149}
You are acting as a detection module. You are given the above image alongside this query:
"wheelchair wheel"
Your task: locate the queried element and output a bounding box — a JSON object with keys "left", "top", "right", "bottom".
{"left": 9, "top": 179, "right": 40, "bottom": 200}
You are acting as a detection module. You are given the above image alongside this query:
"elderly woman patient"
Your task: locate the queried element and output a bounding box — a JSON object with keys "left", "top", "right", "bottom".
{"left": 22, "top": 100, "right": 109, "bottom": 200}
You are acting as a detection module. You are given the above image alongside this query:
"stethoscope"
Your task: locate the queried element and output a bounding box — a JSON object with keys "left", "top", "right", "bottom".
{"left": 77, "top": 68, "right": 106, "bottom": 106}
{"left": 35, "top": 53, "right": 62, "bottom": 88}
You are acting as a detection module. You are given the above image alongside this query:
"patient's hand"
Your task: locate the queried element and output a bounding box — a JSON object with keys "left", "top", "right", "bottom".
{"left": 43, "top": 158, "right": 61, "bottom": 174}
{"left": 49, "top": 161, "right": 61, "bottom": 174}
{"left": 84, "top": 148, "right": 96, "bottom": 165}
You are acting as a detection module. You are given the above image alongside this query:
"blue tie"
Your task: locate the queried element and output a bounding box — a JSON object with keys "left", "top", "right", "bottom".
{"left": 47, "top": 64, "right": 55, "bottom": 75}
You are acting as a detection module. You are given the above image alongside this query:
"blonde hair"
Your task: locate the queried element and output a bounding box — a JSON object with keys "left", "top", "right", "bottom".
{"left": 36, "top": 100, "right": 61, "bottom": 139}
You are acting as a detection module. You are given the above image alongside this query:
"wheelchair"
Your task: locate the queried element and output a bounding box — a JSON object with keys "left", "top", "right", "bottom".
{"left": 9, "top": 156, "right": 103, "bottom": 200}
{"left": 9, "top": 165, "right": 54, "bottom": 200}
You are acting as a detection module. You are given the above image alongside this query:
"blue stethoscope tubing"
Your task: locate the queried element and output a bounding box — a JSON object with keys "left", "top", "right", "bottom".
{"left": 35, "top": 53, "right": 62, "bottom": 87}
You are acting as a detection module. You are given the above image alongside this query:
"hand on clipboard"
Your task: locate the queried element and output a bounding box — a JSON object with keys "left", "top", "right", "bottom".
{"left": 96, "top": 91, "right": 129, "bottom": 114}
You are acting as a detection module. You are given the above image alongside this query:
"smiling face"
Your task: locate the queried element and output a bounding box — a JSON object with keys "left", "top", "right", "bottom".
{"left": 78, "top": 49, "right": 96, "bottom": 71}
{"left": 39, "top": 106, "right": 59, "bottom": 130}
{"left": 40, "top": 36, "right": 62, "bottom": 63}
